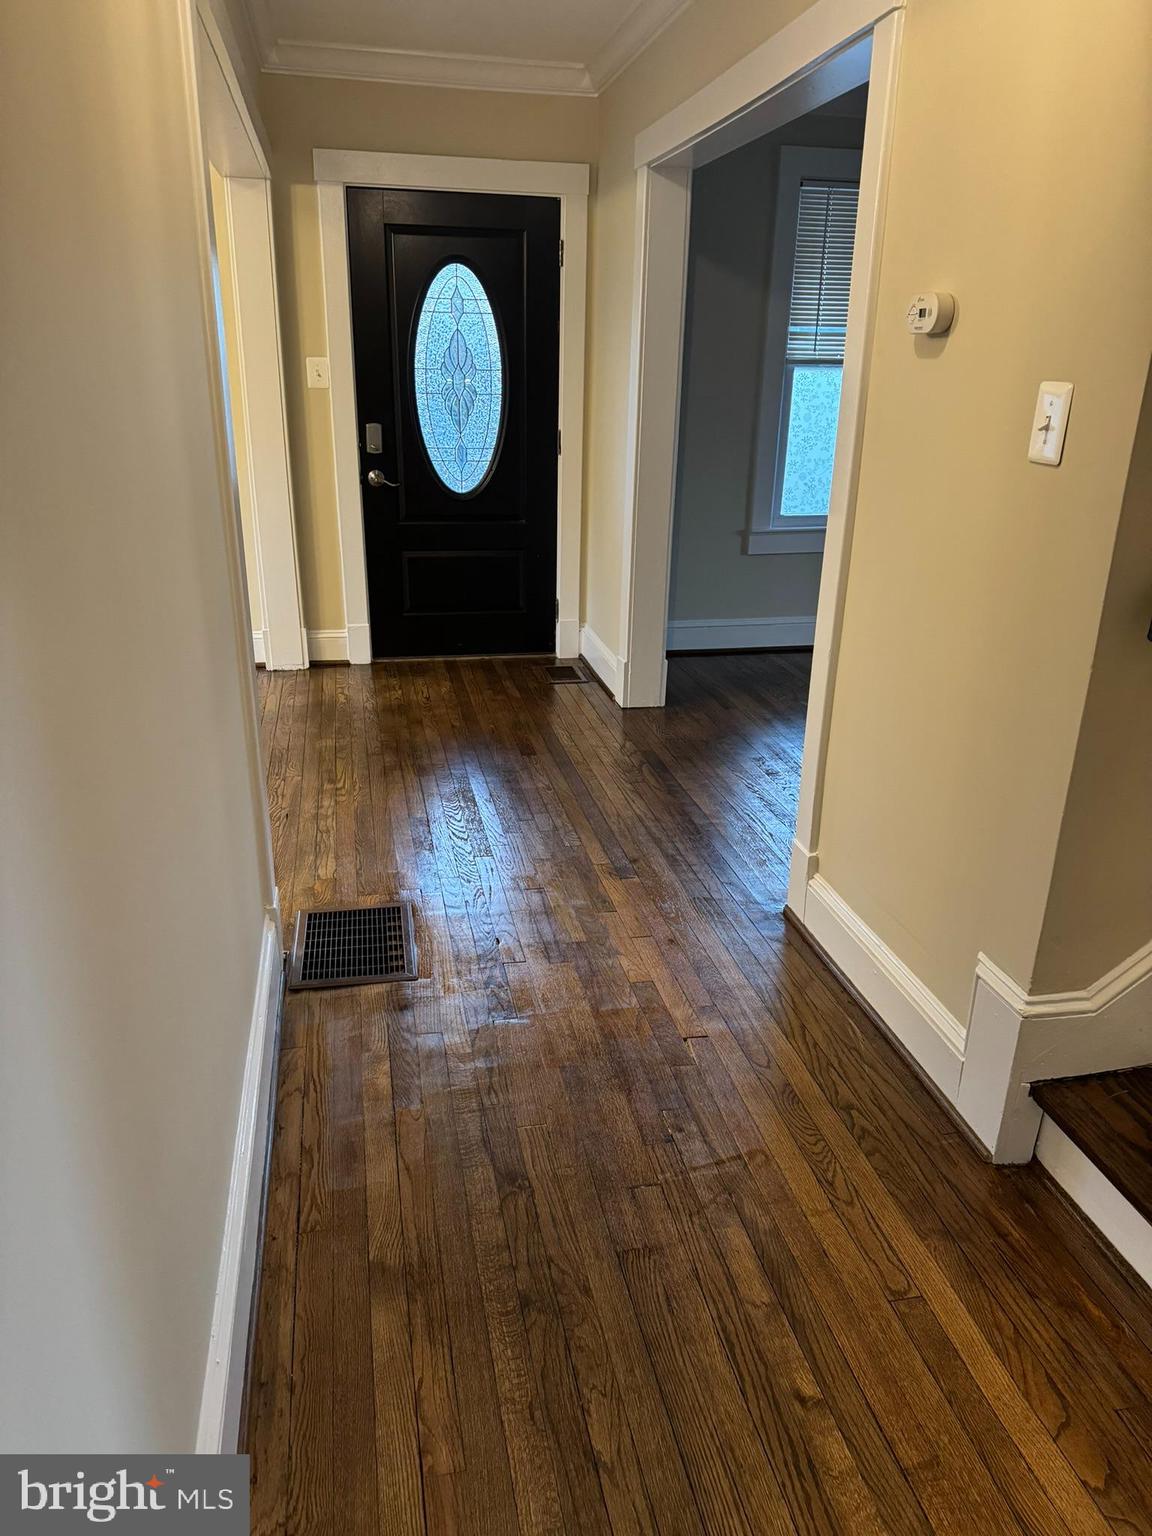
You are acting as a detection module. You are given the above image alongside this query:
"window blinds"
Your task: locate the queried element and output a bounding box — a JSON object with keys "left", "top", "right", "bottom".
{"left": 785, "top": 180, "right": 860, "bottom": 361}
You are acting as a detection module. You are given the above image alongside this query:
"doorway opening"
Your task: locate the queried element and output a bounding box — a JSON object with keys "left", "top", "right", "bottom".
{"left": 196, "top": 2, "right": 307, "bottom": 673}
{"left": 667, "top": 85, "right": 868, "bottom": 660}
{"left": 617, "top": 3, "right": 902, "bottom": 921}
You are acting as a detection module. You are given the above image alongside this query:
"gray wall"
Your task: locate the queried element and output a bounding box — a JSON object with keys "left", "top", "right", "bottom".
{"left": 668, "top": 108, "right": 866, "bottom": 635}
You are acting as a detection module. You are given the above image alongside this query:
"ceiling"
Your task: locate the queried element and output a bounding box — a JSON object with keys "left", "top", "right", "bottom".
{"left": 243, "top": 0, "right": 694, "bottom": 95}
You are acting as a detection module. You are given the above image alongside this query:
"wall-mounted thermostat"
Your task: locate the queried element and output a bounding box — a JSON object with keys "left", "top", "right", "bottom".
{"left": 906, "top": 292, "right": 955, "bottom": 336}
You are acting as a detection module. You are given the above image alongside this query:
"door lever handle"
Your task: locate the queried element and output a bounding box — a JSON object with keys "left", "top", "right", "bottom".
{"left": 366, "top": 468, "right": 399, "bottom": 488}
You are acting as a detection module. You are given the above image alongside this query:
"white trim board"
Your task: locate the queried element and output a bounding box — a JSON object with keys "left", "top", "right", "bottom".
{"left": 666, "top": 616, "right": 816, "bottom": 650}
{"left": 218, "top": 174, "right": 308, "bottom": 669}
{"left": 580, "top": 624, "right": 624, "bottom": 696}
{"left": 196, "top": 912, "right": 284, "bottom": 1453}
{"left": 314, "top": 150, "right": 589, "bottom": 666}
{"left": 197, "top": 4, "right": 308, "bottom": 671}
{"left": 1036, "top": 1117, "right": 1152, "bottom": 1291}
{"left": 246, "top": 0, "right": 688, "bottom": 96}
{"left": 803, "top": 876, "right": 967, "bottom": 1099}
{"left": 307, "top": 627, "right": 352, "bottom": 663}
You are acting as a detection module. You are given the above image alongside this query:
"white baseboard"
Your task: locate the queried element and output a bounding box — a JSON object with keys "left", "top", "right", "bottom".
{"left": 958, "top": 938, "right": 1152, "bottom": 1162}
{"left": 196, "top": 911, "right": 284, "bottom": 1453}
{"left": 555, "top": 617, "right": 580, "bottom": 659}
{"left": 251, "top": 630, "right": 266, "bottom": 666}
{"left": 787, "top": 837, "right": 818, "bottom": 915}
{"left": 665, "top": 615, "right": 817, "bottom": 651}
{"left": 1036, "top": 1117, "right": 1152, "bottom": 1289}
{"left": 347, "top": 621, "right": 372, "bottom": 664}
{"left": 795, "top": 872, "right": 1152, "bottom": 1176}
{"left": 803, "top": 875, "right": 966, "bottom": 1098}
{"left": 307, "top": 627, "right": 349, "bottom": 663}
{"left": 579, "top": 623, "right": 623, "bottom": 696}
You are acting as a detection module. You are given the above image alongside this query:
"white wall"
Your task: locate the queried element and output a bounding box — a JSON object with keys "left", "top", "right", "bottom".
{"left": 669, "top": 108, "right": 865, "bottom": 637}
{"left": 0, "top": 0, "right": 274, "bottom": 1451}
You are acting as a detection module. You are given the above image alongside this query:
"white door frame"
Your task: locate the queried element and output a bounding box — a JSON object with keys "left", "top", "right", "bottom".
{"left": 314, "top": 150, "right": 590, "bottom": 663}
{"left": 616, "top": 0, "right": 904, "bottom": 921}
{"left": 196, "top": 3, "right": 308, "bottom": 670}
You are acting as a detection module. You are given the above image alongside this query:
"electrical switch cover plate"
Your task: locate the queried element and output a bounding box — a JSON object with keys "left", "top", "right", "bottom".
{"left": 306, "top": 356, "right": 330, "bottom": 389}
{"left": 1028, "top": 381, "right": 1073, "bottom": 466}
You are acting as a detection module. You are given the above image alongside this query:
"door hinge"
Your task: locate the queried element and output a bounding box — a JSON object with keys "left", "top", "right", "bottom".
{"left": 557, "top": 429, "right": 562, "bottom": 456}
{"left": 555, "top": 599, "right": 560, "bottom": 622}
{"left": 559, "top": 239, "right": 565, "bottom": 268}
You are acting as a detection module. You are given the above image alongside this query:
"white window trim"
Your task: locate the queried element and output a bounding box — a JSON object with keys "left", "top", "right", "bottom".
{"left": 745, "top": 144, "right": 863, "bottom": 555}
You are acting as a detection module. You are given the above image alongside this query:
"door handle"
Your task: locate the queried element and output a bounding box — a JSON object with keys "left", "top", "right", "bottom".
{"left": 366, "top": 468, "right": 399, "bottom": 488}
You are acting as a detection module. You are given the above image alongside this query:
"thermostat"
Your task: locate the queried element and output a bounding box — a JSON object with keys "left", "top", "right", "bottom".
{"left": 906, "top": 291, "right": 955, "bottom": 336}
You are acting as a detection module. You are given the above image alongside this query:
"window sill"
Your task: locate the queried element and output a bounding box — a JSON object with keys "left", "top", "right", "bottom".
{"left": 744, "top": 526, "right": 827, "bottom": 556}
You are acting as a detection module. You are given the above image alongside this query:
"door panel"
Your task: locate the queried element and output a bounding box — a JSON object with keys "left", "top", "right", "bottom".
{"left": 347, "top": 187, "right": 560, "bottom": 657}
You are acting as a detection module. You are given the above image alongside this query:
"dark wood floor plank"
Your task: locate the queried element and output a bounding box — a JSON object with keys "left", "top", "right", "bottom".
{"left": 248, "top": 1045, "right": 304, "bottom": 1536}
{"left": 250, "top": 655, "right": 1152, "bottom": 1536}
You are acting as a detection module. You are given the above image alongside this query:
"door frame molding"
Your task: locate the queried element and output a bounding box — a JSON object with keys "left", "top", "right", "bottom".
{"left": 616, "top": 0, "right": 904, "bottom": 923}
{"left": 196, "top": 2, "right": 308, "bottom": 669}
{"left": 314, "top": 149, "right": 590, "bottom": 662}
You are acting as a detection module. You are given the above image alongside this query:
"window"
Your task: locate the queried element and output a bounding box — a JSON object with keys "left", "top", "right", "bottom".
{"left": 747, "top": 147, "right": 861, "bottom": 553}
{"left": 413, "top": 261, "right": 504, "bottom": 495}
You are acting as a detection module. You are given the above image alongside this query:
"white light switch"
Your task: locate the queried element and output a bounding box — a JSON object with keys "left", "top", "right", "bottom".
{"left": 306, "top": 356, "right": 330, "bottom": 390}
{"left": 1028, "top": 380, "right": 1073, "bottom": 466}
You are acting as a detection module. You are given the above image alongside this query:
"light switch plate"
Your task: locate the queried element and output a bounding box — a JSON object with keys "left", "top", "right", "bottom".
{"left": 1028, "top": 380, "right": 1073, "bottom": 466}
{"left": 306, "top": 356, "right": 330, "bottom": 390}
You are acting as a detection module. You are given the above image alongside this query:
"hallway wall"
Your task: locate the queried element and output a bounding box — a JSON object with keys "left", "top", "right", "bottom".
{"left": 258, "top": 73, "right": 597, "bottom": 635}
{"left": 583, "top": 0, "right": 1152, "bottom": 1015}
{"left": 0, "top": 0, "right": 274, "bottom": 1451}
{"left": 1032, "top": 364, "right": 1152, "bottom": 992}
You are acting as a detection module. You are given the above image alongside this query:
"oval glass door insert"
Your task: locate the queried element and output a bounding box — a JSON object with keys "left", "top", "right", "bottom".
{"left": 413, "top": 261, "right": 504, "bottom": 495}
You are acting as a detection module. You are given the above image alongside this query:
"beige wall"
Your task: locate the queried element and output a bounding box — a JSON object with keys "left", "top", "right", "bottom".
{"left": 210, "top": 165, "right": 265, "bottom": 635}
{"left": 259, "top": 73, "right": 598, "bottom": 631}
{"left": 815, "top": 0, "right": 1151, "bottom": 1013}
{"left": 1032, "top": 365, "right": 1152, "bottom": 992}
{"left": 0, "top": 0, "right": 272, "bottom": 1450}
{"left": 585, "top": 0, "right": 1151, "bottom": 1014}
{"left": 670, "top": 112, "right": 864, "bottom": 627}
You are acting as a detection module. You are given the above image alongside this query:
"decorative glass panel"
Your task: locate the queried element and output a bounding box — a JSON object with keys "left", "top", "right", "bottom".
{"left": 413, "top": 261, "right": 504, "bottom": 495}
{"left": 777, "top": 364, "right": 842, "bottom": 520}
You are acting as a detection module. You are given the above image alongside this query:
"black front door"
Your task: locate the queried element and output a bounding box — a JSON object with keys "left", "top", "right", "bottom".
{"left": 347, "top": 187, "right": 560, "bottom": 657}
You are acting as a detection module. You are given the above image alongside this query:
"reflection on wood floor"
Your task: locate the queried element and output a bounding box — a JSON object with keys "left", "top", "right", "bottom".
{"left": 248, "top": 653, "right": 1152, "bottom": 1535}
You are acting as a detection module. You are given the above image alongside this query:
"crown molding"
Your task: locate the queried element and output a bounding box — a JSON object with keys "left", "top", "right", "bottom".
{"left": 261, "top": 38, "right": 595, "bottom": 95}
{"left": 244, "top": 0, "right": 695, "bottom": 96}
{"left": 589, "top": 0, "right": 693, "bottom": 91}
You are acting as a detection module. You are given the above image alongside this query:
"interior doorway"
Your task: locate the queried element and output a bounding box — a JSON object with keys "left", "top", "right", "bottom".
{"left": 195, "top": 2, "right": 307, "bottom": 672}
{"left": 667, "top": 87, "right": 868, "bottom": 658}
{"left": 617, "top": 2, "right": 903, "bottom": 921}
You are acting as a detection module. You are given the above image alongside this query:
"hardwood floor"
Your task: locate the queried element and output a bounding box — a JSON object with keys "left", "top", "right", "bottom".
{"left": 248, "top": 653, "right": 1152, "bottom": 1536}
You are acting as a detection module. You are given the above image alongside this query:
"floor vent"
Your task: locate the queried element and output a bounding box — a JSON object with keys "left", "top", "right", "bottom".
{"left": 545, "top": 664, "right": 587, "bottom": 684}
{"left": 287, "top": 902, "right": 418, "bottom": 988}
